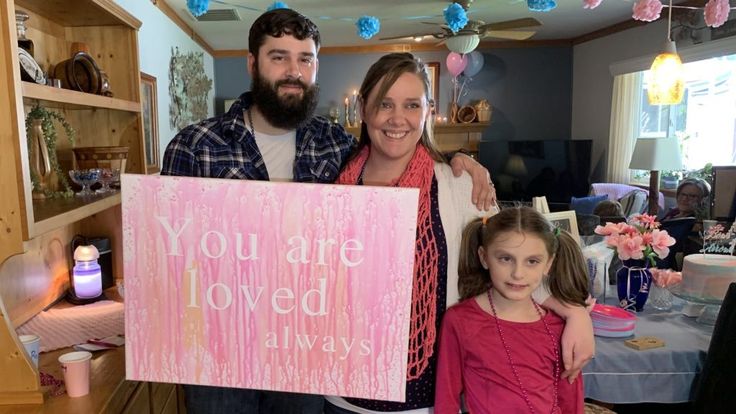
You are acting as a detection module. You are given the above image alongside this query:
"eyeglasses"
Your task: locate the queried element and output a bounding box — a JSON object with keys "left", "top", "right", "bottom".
{"left": 677, "top": 192, "right": 701, "bottom": 200}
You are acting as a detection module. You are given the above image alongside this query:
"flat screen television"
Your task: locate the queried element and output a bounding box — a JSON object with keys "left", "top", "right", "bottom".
{"left": 478, "top": 139, "right": 593, "bottom": 203}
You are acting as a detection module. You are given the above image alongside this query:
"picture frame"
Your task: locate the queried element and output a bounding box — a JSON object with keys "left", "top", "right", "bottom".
{"left": 140, "top": 72, "right": 160, "bottom": 174}
{"left": 426, "top": 62, "right": 440, "bottom": 114}
{"left": 542, "top": 210, "right": 581, "bottom": 245}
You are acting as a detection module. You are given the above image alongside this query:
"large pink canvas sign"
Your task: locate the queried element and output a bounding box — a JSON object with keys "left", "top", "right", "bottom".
{"left": 122, "top": 174, "right": 418, "bottom": 401}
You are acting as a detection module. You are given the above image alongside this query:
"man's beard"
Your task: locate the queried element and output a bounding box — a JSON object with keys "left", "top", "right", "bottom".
{"left": 250, "top": 68, "right": 319, "bottom": 130}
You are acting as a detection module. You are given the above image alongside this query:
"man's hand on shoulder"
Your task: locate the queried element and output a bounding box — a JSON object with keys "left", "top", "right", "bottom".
{"left": 449, "top": 153, "right": 496, "bottom": 210}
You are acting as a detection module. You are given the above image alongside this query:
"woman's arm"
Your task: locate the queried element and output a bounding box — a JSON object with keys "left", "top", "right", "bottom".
{"left": 541, "top": 296, "right": 595, "bottom": 382}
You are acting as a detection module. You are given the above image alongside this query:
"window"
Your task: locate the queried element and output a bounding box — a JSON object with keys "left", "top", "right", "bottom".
{"left": 632, "top": 54, "right": 736, "bottom": 183}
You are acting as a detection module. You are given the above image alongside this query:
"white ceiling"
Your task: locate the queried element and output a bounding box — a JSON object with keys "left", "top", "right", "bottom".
{"left": 165, "top": 0, "right": 648, "bottom": 50}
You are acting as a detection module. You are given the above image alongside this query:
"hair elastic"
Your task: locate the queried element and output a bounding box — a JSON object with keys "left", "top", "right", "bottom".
{"left": 482, "top": 216, "right": 490, "bottom": 226}
{"left": 553, "top": 227, "right": 561, "bottom": 238}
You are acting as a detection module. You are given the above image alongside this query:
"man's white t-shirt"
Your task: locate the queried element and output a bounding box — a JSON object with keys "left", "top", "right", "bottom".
{"left": 254, "top": 130, "right": 296, "bottom": 181}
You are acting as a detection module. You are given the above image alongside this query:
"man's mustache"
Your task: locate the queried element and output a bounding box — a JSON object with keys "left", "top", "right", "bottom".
{"left": 275, "top": 79, "right": 306, "bottom": 89}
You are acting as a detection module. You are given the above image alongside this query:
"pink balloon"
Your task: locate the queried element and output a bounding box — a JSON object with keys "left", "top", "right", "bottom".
{"left": 446, "top": 52, "right": 467, "bottom": 77}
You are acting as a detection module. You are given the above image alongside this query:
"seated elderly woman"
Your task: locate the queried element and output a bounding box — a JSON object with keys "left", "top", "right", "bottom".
{"left": 661, "top": 177, "right": 711, "bottom": 221}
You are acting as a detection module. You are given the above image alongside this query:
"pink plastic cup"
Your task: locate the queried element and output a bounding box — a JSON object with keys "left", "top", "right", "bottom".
{"left": 58, "top": 351, "right": 92, "bottom": 397}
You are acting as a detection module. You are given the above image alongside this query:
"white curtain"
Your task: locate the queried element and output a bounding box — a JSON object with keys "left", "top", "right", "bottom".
{"left": 606, "top": 71, "right": 642, "bottom": 183}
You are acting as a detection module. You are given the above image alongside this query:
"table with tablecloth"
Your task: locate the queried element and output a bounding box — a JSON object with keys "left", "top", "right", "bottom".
{"left": 582, "top": 300, "right": 713, "bottom": 404}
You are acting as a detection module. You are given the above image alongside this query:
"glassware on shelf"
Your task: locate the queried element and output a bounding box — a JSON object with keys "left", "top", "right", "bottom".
{"left": 68, "top": 168, "right": 101, "bottom": 196}
{"left": 96, "top": 168, "right": 120, "bottom": 194}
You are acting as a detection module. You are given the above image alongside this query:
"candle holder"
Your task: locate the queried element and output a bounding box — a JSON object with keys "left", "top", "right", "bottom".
{"left": 344, "top": 102, "right": 352, "bottom": 127}
{"left": 67, "top": 239, "right": 105, "bottom": 305}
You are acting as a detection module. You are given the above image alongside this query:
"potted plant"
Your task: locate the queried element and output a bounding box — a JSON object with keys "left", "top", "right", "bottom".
{"left": 25, "top": 104, "right": 75, "bottom": 198}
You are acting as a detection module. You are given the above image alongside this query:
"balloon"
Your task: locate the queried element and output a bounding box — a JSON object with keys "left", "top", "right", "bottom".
{"left": 446, "top": 52, "right": 467, "bottom": 77}
{"left": 463, "top": 51, "right": 485, "bottom": 77}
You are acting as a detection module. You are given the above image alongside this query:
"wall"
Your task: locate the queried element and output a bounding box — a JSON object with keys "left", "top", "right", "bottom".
{"left": 214, "top": 57, "right": 249, "bottom": 114}
{"left": 571, "top": 20, "right": 665, "bottom": 183}
{"left": 113, "top": 0, "right": 215, "bottom": 161}
{"left": 571, "top": 17, "right": 736, "bottom": 182}
{"left": 213, "top": 46, "right": 573, "bottom": 142}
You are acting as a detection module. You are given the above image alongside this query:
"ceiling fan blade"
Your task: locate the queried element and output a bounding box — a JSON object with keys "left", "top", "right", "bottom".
{"left": 481, "top": 30, "right": 536, "bottom": 41}
{"left": 379, "top": 32, "right": 441, "bottom": 41}
{"left": 479, "top": 17, "right": 542, "bottom": 32}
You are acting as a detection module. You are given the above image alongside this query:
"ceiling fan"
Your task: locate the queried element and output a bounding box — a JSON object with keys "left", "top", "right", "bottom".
{"left": 380, "top": 0, "right": 542, "bottom": 53}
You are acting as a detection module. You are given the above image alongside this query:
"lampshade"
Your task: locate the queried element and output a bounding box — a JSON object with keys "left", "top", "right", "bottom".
{"left": 504, "top": 154, "right": 528, "bottom": 177}
{"left": 628, "top": 137, "right": 684, "bottom": 171}
{"left": 647, "top": 41, "right": 685, "bottom": 105}
{"left": 648, "top": 0, "right": 684, "bottom": 105}
{"left": 446, "top": 34, "right": 480, "bottom": 54}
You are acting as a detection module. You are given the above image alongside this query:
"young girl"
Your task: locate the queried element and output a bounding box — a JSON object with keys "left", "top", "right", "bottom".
{"left": 435, "top": 207, "right": 590, "bottom": 414}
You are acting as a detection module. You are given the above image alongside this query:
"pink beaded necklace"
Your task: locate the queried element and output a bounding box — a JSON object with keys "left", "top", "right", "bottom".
{"left": 487, "top": 289, "right": 561, "bottom": 414}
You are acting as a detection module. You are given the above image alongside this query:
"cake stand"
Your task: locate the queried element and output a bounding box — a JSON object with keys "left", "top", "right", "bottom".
{"left": 669, "top": 286, "right": 722, "bottom": 325}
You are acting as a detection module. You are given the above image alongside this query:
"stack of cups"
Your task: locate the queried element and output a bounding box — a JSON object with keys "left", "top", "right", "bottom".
{"left": 19, "top": 334, "right": 40, "bottom": 368}
{"left": 58, "top": 351, "right": 93, "bottom": 397}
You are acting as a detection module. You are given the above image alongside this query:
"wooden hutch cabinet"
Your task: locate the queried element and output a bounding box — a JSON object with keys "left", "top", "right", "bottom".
{"left": 0, "top": 0, "right": 182, "bottom": 412}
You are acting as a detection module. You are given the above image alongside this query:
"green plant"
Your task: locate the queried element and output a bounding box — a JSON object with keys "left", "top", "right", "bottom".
{"left": 25, "top": 104, "right": 76, "bottom": 198}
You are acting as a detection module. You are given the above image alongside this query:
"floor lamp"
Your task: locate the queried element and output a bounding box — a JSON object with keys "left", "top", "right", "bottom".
{"left": 629, "top": 137, "right": 684, "bottom": 216}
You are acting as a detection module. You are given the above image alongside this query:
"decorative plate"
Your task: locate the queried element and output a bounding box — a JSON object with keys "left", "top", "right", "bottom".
{"left": 18, "top": 48, "right": 45, "bottom": 84}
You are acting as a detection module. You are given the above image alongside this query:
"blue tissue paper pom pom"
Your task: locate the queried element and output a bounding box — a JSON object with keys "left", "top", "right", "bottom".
{"left": 527, "top": 0, "right": 557, "bottom": 12}
{"left": 444, "top": 3, "right": 468, "bottom": 33}
{"left": 356, "top": 16, "right": 380, "bottom": 40}
{"left": 187, "top": 0, "right": 209, "bottom": 17}
{"left": 267, "top": 2, "right": 289, "bottom": 11}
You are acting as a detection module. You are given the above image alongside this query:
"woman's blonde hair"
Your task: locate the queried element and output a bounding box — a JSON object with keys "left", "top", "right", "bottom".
{"left": 353, "top": 52, "right": 444, "bottom": 163}
{"left": 458, "top": 206, "right": 590, "bottom": 306}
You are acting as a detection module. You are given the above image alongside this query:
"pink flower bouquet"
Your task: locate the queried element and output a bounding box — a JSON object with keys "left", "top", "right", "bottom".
{"left": 594, "top": 213, "right": 676, "bottom": 265}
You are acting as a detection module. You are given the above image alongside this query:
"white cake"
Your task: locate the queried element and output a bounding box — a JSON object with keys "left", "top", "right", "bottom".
{"left": 679, "top": 254, "right": 736, "bottom": 302}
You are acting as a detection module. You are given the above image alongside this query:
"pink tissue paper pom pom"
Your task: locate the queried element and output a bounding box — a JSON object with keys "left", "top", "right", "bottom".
{"left": 583, "top": 0, "right": 603, "bottom": 10}
{"left": 704, "top": 0, "right": 730, "bottom": 28}
{"left": 632, "top": 0, "right": 663, "bottom": 22}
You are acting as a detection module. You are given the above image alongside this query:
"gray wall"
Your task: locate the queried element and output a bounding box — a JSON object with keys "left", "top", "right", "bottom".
{"left": 213, "top": 46, "right": 573, "bottom": 142}
{"left": 571, "top": 17, "right": 736, "bottom": 183}
{"left": 215, "top": 57, "right": 250, "bottom": 114}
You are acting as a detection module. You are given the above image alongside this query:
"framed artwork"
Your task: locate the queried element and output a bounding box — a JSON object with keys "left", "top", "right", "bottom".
{"left": 426, "top": 62, "right": 440, "bottom": 114}
{"left": 543, "top": 210, "right": 581, "bottom": 245}
{"left": 140, "top": 72, "right": 160, "bottom": 174}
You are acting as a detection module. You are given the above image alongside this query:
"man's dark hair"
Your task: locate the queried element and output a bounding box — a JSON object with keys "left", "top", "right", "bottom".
{"left": 248, "top": 9, "right": 321, "bottom": 58}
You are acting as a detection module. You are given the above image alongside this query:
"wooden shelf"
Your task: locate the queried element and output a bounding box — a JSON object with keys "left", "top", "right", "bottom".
{"left": 31, "top": 191, "right": 121, "bottom": 238}
{"left": 344, "top": 122, "right": 489, "bottom": 137}
{"left": 15, "top": 0, "right": 141, "bottom": 29}
{"left": 22, "top": 82, "right": 141, "bottom": 112}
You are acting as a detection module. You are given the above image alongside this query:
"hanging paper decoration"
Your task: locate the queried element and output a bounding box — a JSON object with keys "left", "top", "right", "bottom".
{"left": 267, "top": 2, "right": 289, "bottom": 11}
{"left": 527, "top": 0, "right": 557, "bottom": 12}
{"left": 356, "top": 16, "right": 381, "bottom": 40}
{"left": 582, "top": 0, "right": 603, "bottom": 10}
{"left": 443, "top": 3, "right": 468, "bottom": 33}
{"left": 704, "top": 0, "right": 730, "bottom": 28}
{"left": 632, "top": 0, "right": 663, "bottom": 22}
{"left": 187, "top": 0, "right": 209, "bottom": 17}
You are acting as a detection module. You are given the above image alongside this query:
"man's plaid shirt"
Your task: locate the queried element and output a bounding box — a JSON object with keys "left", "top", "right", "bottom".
{"left": 161, "top": 92, "right": 356, "bottom": 183}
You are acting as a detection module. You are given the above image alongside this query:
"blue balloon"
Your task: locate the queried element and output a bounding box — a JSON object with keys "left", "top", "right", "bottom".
{"left": 463, "top": 51, "right": 485, "bottom": 77}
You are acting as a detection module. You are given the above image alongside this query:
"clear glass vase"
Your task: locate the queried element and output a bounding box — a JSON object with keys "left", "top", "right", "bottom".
{"left": 649, "top": 284, "right": 673, "bottom": 311}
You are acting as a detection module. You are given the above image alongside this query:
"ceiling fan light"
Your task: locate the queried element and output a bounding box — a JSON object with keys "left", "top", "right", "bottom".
{"left": 446, "top": 34, "right": 479, "bottom": 54}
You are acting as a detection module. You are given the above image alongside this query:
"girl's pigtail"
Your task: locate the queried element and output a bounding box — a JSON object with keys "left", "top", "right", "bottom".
{"left": 458, "top": 218, "right": 490, "bottom": 301}
{"left": 548, "top": 229, "right": 590, "bottom": 307}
